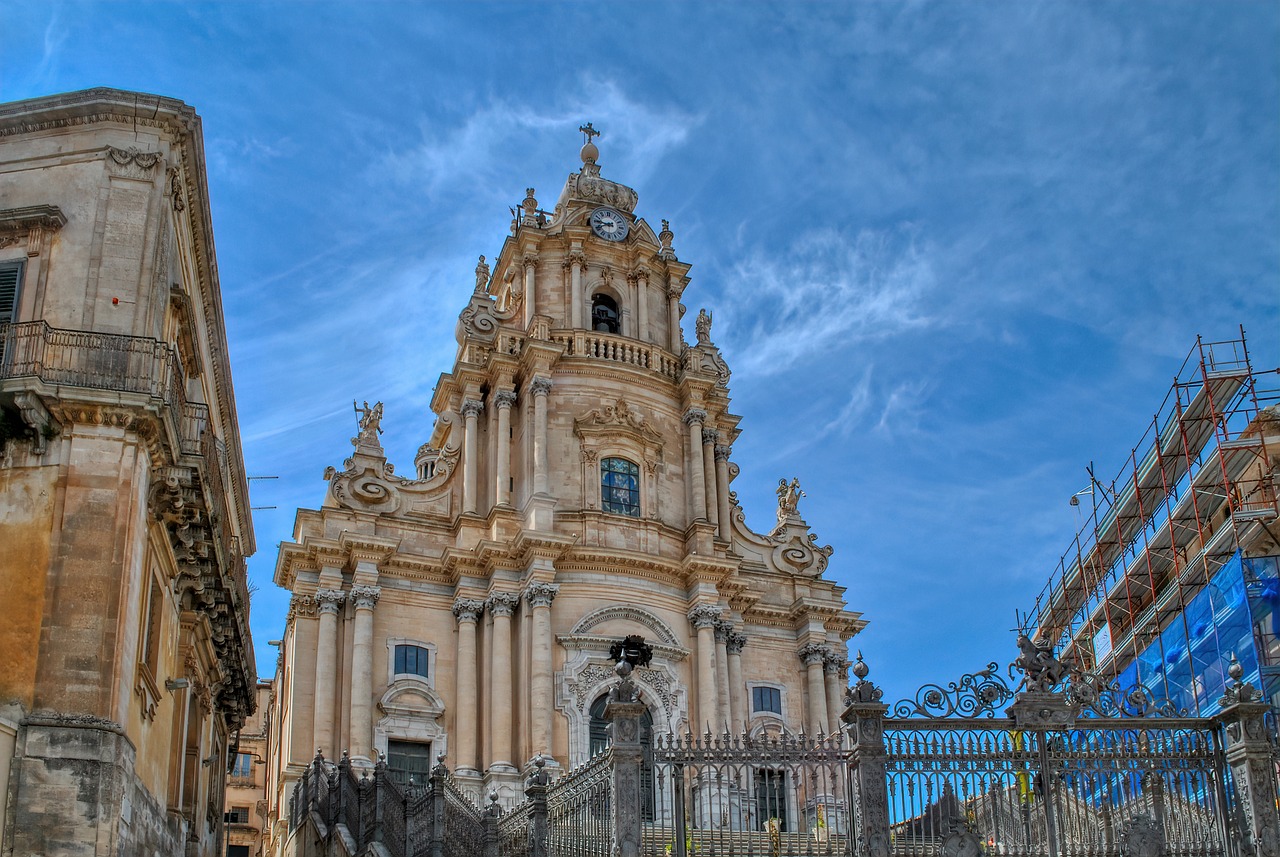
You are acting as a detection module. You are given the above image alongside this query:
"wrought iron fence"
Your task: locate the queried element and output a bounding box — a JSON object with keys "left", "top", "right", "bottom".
{"left": 646, "top": 731, "right": 850, "bottom": 857}
{"left": 499, "top": 798, "right": 532, "bottom": 857}
{"left": 548, "top": 748, "right": 614, "bottom": 857}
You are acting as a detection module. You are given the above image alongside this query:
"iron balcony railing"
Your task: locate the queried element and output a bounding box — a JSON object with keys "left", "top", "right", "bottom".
{"left": 0, "top": 320, "right": 208, "bottom": 456}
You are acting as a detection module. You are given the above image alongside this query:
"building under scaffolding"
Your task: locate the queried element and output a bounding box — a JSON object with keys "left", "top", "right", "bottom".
{"left": 1026, "top": 329, "right": 1280, "bottom": 714}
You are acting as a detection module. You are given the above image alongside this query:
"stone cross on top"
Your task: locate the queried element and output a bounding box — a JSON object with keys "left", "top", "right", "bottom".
{"left": 579, "top": 122, "right": 601, "bottom": 144}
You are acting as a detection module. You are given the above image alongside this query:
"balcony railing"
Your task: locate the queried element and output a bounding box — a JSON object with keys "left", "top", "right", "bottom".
{"left": 549, "top": 329, "right": 681, "bottom": 379}
{"left": 0, "top": 320, "right": 207, "bottom": 456}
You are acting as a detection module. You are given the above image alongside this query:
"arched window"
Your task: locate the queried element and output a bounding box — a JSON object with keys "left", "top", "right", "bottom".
{"left": 591, "top": 293, "right": 620, "bottom": 333}
{"left": 601, "top": 457, "right": 640, "bottom": 517}
{"left": 588, "top": 693, "right": 655, "bottom": 821}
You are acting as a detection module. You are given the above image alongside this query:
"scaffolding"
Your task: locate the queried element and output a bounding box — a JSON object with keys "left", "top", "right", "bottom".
{"left": 1025, "top": 328, "right": 1279, "bottom": 691}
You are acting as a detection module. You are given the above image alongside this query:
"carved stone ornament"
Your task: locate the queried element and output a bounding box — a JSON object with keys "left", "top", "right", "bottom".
{"left": 493, "top": 390, "right": 518, "bottom": 410}
{"left": 687, "top": 604, "right": 721, "bottom": 630}
{"left": 487, "top": 592, "right": 520, "bottom": 617}
{"left": 350, "top": 584, "right": 381, "bottom": 610}
{"left": 324, "top": 411, "right": 458, "bottom": 517}
{"left": 726, "top": 632, "right": 747, "bottom": 655}
{"left": 940, "top": 816, "right": 985, "bottom": 857}
{"left": 524, "top": 582, "right": 559, "bottom": 609}
{"left": 563, "top": 171, "right": 639, "bottom": 213}
{"left": 528, "top": 377, "right": 553, "bottom": 397}
{"left": 167, "top": 167, "right": 185, "bottom": 211}
{"left": 1119, "top": 814, "right": 1166, "bottom": 857}
{"left": 798, "top": 643, "right": 830, "bottom": 667}
{"left": 315, "top": 589, "right": 346, "bottom": 615}
{"left": 682, "top": 408, "right": 707, "bottom": 427}
{"left": 714, "top": 443, "right": 731, "bottom": 462}
{"left": 452, "top": 598, "right": 485, "bottom": 623}
{"left": 770, "top": 528, "right": 834, "bottom": 576}
{"left": 457, "top": 300, "right": 498, "bottom": 344}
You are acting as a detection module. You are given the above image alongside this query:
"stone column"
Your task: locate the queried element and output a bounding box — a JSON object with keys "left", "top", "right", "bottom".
{"left": 523, "top": 253, "right": 538, "bottom": 325}
{"left": 453, "top": 599, "right": 484, "bottom": 775}
{"left": 348, "top": 584, "right": 381, "bottom": 762}
{"left": 494, "top": 390, "right": 516, "bottom": 506}
{"left": 530, "top": 377, "right": 552, "bottom": 495}
{"left": 843, "top": 657, "right": 890, "bottom": 857}
{"left": 569, "top": 251, "right": 585, "bottom": 328}
{"left": 1216, "top": 662, "right": 1280, "bottom": 857}
{"left": 799, "top": 644, "right": 830, "bottom": 735}
{"left": 524, "top": 583, "right": 560, "bottom": 758}
{"left": 312, "top": 589, "right": 346, "bottom": 755}
{"left": 688, "top": 606, "right": 721, "bottom": 733}
{"left": 713, "top": 621, "right": 733, "bottom": 731}
{"left": 462, "top": 399, "right": 484, "bottom": 514}
{"left": 667, "top": 285, "right": 682, "bottom": 352}
{"left": 683, "top": 409, "right": 708, "bottom": 523}
{"left": 714, "top": 445, "right": 732, "bottom": 541}
{"left": 824, "top": 652, "right": 846, "bottom": 740}
{"left": 634, "top": 268, "right": 650, "bottom": 343}
{"left": 701, "top": 428, "right": 719, "bottom": 529}
{"left": 726, "top": 632, "right": 746, "bottom": 732}
{"left": 487, "top": 592, "right": 521, "bottom": 770}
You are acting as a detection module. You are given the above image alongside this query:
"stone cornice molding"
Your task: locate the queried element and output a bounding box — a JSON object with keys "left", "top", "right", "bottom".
{"left": 350, "top": 584, "right": 381, "bottom": 610}
{"left": 452, "top": 599, "right": 485, "bottom": 624}
{"left": 524, "top": 582, "right": 560, "bottom": 609}
{"left": 557, "top": 635, "right": 689, "bottom": 662}
{"left": 486, "top": 592, "right": 520, "bottom": 617}
{"left": 0, "top": 205, "right": 68, "bottom": 245}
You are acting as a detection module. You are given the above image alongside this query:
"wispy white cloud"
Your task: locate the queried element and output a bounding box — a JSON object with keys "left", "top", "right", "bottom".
{"left": 718, "top": 226, "right": 941, "bottom": 375}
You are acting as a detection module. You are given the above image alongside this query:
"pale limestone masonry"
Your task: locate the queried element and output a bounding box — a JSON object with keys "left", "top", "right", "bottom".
{"left": 265, "top": 135, "right": 864, "bottom": 850}
{"left": 0, "top": 89, "right": 255, "bottom": 857}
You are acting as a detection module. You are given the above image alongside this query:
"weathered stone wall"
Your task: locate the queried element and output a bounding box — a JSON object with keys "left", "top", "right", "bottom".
{"left": 5, "top": 717, "right": 181, "bottom": 857}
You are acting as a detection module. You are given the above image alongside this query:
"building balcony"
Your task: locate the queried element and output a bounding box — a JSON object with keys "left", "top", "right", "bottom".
{"left": 548, "top": 328, "right": 681, "bottom": 379}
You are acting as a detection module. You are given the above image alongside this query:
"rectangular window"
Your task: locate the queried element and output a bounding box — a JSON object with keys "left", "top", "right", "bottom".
{"left": 230, "top": 753, "right": 253, "bottom": 778}
{"left": 394, "top": 644, "right": 429, "bottom": 678}
{"left": 752, "top": 686, "right": 782, "bottom": 714}
{"left": 387, "top": 739, "right": 433, "bottom": 785}
{"left": 142, "top": 578, "right": 163, "bottom": 674}
{"left": 0, "top": 260, "right": 22, "bottom": 326}
{"left": 227, "top": 846, "right": 250, "bottom": 857}
{"left": 224, "top": 805, "right": 251, "bottom": 825}
{"left": 755, "top": 769, "right": 788, "bottom": 831}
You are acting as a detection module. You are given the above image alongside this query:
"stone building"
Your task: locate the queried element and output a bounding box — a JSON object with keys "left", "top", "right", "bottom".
{"left": 265, "top": 131, "right": 863, "bottom": 847}
{"left": 0, "top": 89, "right": 256, "bottom": 856}
{"left": 226, "top": 682, "right": 273, "bottom": 857}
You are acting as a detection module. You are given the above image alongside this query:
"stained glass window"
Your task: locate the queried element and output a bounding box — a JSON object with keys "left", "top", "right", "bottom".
{"left": 601, "top": 457, "right": 640, "bottom": 517}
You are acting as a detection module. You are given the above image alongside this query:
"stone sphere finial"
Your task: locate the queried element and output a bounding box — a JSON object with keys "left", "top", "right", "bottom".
{"left": 581, "top": 140, "right": 599, "bottom": 165}
{"left": 615, "top": 659, "right": 634, "bottom": 679}
{"left": 852, "top": 651, "right": 869, "bottom": 681}
{"left": 1227, "top": 653, "right": 1243, "bottom": 683}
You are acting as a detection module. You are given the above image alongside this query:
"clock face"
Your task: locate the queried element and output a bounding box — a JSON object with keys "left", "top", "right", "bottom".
{"left": 589, "top": 207, "right": 629, "bottom": 242}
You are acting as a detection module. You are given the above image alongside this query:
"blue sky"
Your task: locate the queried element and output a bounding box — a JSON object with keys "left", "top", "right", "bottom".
{"left": 6, "top": 2, "right": 1278, "bottom": 706}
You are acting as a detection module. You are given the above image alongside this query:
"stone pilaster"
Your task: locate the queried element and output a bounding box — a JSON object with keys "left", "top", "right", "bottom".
{"left": 524, "top": 583, "right": 559, "bottom": 759}
{"left": 799, "top": 643, "right": 830, "bottom": 734}
{"left": 494, "top": 390, "right": 516, "bottom": 507}
{"left": 683, "top": 409, "right": 707, "bottom": 524}
{"left": 453, "top": 599, "right": 485, "bottom": 775}
{"left": 461, "top": 399, "right": 484, "bottom": 514}
{"left": 348, "top": 584, "right": 380, "bottom": 763}
{"left": 312, "top": 588, "right": 346, "bottom": 755}
{"left": 688, "top": 605, "right": 720, "bottom": 732}
{"left": 487, "top": 592, "right": 520, "bottom": 771}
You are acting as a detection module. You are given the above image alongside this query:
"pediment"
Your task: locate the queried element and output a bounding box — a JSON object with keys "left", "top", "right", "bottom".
{"left": 378, "top": 678, "right": 446, "bottom": 719}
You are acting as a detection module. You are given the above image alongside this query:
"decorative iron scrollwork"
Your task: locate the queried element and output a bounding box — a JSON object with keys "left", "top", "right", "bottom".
{"left": 890, "top": 662, "right": 1016, "bottom": 718}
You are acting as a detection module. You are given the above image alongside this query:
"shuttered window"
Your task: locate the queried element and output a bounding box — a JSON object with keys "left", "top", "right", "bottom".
{"left": 0, "top": 261, "right": 22, "bottom": 326}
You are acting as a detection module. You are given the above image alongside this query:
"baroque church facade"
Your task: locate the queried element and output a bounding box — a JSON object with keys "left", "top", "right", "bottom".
{"left": 266, "top": 131, "right": 863, "bottom": 838}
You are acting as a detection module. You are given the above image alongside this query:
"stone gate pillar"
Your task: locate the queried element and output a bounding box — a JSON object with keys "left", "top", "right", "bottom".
{"left": 842, "top": 655, "right": 890, "bottom": 857}
{"left": 1216, "top": 659, "right": 1280, "bottom": 857}
{"left": 604, "top": 661, "right": 647, "bottom": 857}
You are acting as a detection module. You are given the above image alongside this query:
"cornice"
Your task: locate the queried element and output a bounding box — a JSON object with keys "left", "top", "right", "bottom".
{"left": 558, "top": 634, "right": 690, "bottom": 662}
{"left": 0, "top": 205, "right": 68, "bottom": 234}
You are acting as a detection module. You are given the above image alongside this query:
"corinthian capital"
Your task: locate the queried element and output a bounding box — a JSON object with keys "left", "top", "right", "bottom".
{"left": 528, "top": 377, "right": 552, "bottom": 397}
{"left": 687, "top": 605, "right": 721, "bottom": 630}
{"left": 350, "top": 584, "right": 381, "bottom": 610}
{"left": 701, "top": 428, "right": 719, "bottom": 446}
{"left": 315, "top": 589, "right": 346, "bottom": 615}
{"left": 487, "top": 592, "right": 520, "bottom": 617}
{"left": 460, "top": 399, "right": 484, "bottom": 419}
{"left": 452, "top": 598, "right": 485, "bottom": 624}
{"left": 798, "top": 643, "right": 830, "bottom": 667}
{"left": 727, "top": 632, "right": 748, "bottom": 654}
{"left": 682, "top": 408, "right": 707, "bottom": 427}
{"left": 524, "top": 582, "right": 560, "bottom": 609}
{"left": 494, "top": 390, "right": 517, "bottom": 410}
{"left": 714, "top": 444, "right": 732, "bottom": 462}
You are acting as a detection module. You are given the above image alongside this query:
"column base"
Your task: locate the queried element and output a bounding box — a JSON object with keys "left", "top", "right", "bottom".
{"left": 482, "top": 765, "right": 524, "bottom": 809}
